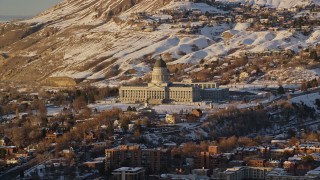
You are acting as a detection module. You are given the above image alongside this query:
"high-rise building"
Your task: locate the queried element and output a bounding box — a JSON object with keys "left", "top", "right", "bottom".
{"left": 195, "top": 146, "right": 222, "bottom": 170}
{"left": 105, "top": 145, "right": 171, "bottom": 174}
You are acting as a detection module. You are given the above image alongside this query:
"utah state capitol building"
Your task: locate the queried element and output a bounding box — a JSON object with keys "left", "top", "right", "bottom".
{"left": 119, "top": 58, "right": 229, "bottom": 104}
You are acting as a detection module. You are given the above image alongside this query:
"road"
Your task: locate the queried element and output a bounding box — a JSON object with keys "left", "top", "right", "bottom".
{"left": 0, "top": 150, "right": 54, "bottom": 180}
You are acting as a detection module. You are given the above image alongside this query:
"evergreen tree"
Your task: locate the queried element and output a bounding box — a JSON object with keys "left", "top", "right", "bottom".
{"left": 277, "top": 85, "right": 285, "bottom": 94}
{"left": 315, "top": 99, "right": 320, "bottom": 108}
{"left": 20, "top": 170, "right": 25, "bottom": 178}
{"left": 132, "top": 107, "right": 137, "bottom": 111}
{"left": 310, "top": 50, "right": 318, "bottom": 61}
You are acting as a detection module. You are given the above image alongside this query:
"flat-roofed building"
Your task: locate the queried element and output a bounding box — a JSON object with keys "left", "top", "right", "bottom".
{"left": 112, "top": 167, "right": 145, "bottom": 180}
{"left": 219, "top": 166, "right": 273, "bottom": 180}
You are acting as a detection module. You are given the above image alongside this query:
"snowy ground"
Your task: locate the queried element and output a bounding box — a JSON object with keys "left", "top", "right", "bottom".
{"left": 88, "top": 102, "right": 139, "bottom": 112}
{"left": 47, "top": 106, "right": 64, "bottom": 116}
{"left": 151, "top": 104, "right": 211, "bottom": 114}
{"left": 291, "top": 92, "right": 320, "bottom": 111}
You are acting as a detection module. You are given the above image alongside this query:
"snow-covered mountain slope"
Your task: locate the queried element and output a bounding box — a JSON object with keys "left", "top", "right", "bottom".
{"left": 0, "top": 0, "right": 319, "bottom": 86}
{"left": 26, "top": 0, "right": 171, "bottom": 27}
{"left": 217, "top": 0, "right": 320, "bottom": 9}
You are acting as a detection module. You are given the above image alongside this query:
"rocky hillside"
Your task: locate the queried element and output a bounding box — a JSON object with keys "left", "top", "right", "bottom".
{"left": 0, "top": 0, "right": 171, "bottom": 85}
{"left": 0, "top": 0, "right": 319, "bottom": 87}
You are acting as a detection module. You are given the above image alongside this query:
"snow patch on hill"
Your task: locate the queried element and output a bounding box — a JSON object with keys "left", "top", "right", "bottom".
{"left": 291, "top": 92, "right": 320, "bottom": 111}
{"left": 169, "top": 29, "right": 319, "bottom": 65}
{"left": 307, "top": 30, "right": 320, "bottom": 44}
{"left": 234, "top": 23, "right": 250, "bottom": 31}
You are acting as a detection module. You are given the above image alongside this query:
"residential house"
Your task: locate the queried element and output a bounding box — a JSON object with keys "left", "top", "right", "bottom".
{"left": 192, "top": 109, "right": 203, "bottom": 118}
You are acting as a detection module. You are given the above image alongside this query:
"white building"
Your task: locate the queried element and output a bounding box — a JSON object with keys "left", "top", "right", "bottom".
{"left": 119, "top": 58, "right": 229, "bottom": 104}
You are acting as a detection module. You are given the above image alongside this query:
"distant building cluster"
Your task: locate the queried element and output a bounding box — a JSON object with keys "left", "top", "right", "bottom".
{"left": 219, "top": 166, "right": 319, "bottom": 180}
{"left": 105, "top": 144, "right": 220, "bottom": 174}
{"left": 105, "top": 143, "right": 320, "bottom": 180}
